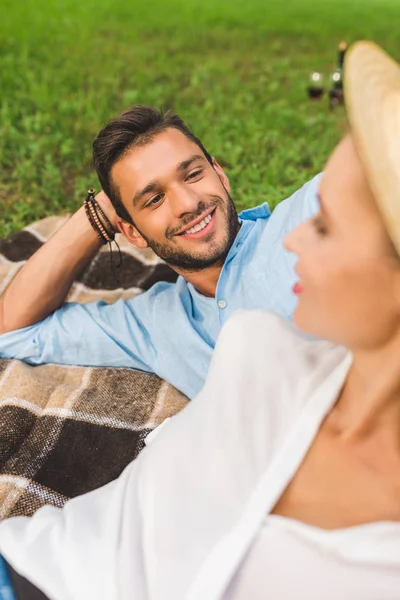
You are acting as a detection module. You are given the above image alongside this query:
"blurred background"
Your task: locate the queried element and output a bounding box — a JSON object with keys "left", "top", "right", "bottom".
{"left": 0, "top": 0, "right": 399, "bottom": 236}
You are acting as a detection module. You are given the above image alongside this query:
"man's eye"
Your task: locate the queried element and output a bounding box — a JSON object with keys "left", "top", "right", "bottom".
{"left": 147, "top": 194, "right": 163, "bottom": 207}
{"left": 186, "top": 169, "right": 203, "bottom": 181}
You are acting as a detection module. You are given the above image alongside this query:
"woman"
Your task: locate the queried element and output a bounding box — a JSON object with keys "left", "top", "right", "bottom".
{"left": 1, "top": 40, "right": 400, "bottom": 599}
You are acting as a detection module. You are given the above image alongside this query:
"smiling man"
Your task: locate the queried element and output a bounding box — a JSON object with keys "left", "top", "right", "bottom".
{"left": 0, "top": 105, "right": 320, "bottom": 398}
{"left": 104, "top": 123, "right": 241, "bottom": 297}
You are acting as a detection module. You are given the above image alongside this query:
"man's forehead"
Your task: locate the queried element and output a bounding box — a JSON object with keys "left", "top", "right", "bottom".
{"left": 115, "top": 128, "right": 203, "bottom": 176}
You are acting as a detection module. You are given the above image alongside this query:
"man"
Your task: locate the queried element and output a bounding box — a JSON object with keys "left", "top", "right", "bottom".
{"left": 0, "top": 105, "right": 320, "bottom": 399}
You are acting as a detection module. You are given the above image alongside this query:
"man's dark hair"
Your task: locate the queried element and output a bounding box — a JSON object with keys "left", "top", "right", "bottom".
{"left": 92, "top": 105, "right": 213, "bottom": 223}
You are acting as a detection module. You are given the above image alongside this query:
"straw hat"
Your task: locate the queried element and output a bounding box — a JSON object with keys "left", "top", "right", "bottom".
{"left": 344, "top": 41, "right": 400, "bottom": 254}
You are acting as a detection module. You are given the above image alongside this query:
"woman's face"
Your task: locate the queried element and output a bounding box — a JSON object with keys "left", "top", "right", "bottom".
{"left": 284, "top": 134, "right": 400, "bottom": 350}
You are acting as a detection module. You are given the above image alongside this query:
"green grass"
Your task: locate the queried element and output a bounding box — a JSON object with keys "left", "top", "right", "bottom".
{"left": 0, "top": 0, "right": 399, "bottom": 236}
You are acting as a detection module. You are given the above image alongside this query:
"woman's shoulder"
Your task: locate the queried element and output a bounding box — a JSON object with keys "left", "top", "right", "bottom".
{"left": 220, "top": 308, "right": 337, "bottom": 357}
{"left": 217, "top": 309, "right": 348, "bottom": 404}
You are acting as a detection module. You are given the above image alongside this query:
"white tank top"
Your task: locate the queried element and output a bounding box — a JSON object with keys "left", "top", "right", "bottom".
{"left": 224, "top": 514, "right": 400, "bottom": 600}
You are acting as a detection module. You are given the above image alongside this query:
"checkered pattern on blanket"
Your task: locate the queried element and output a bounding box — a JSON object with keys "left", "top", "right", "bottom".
{"left": 0, "top": 217, "right": 188, "bottom": 520}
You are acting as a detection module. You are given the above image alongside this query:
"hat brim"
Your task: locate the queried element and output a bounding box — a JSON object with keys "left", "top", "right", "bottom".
{"left": 344, "top": 41, "right": 400, "bottom": 254}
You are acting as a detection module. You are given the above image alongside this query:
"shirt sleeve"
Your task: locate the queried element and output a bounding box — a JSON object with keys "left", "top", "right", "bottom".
{"left": 0, "top": 282, "right": 174, "bottom": 372}
{"left": 270, "top": 172, "right": 322, "bottom": 233}
{"left": 247, "top": 174, "right": 322, "bottom": 321}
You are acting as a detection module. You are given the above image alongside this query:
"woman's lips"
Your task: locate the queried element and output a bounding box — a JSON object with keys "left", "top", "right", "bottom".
{"left": 293, "top": 282, "right": 304, "bottom": 295}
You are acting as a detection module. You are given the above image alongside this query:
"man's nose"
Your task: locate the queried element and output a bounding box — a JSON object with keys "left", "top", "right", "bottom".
{"left": 169, "top": 184, "right": 200, "bottom": 218}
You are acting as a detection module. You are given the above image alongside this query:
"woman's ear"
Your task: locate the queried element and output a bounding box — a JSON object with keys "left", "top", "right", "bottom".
{"left": 117, "top": 219, "right": 149, "bottom": 249}
{"left": 212, "top": 158, "right": 231, "bottom": 194}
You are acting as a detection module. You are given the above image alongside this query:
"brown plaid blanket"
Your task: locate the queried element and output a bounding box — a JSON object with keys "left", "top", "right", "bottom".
{"left": 0, "top": 216, "right": 188, "bottom": 520}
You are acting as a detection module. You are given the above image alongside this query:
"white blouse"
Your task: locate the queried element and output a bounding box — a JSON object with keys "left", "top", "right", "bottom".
{"left": 225, "top": 515, "right": 400, "bottom": 600}
{"left": 0, "top": 310, "right": 399, "bottom": 599}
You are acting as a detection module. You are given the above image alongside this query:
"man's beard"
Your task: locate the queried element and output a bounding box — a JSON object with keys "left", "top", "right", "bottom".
{"left": 136, "top": 193, "right": 240, "bottom": 272}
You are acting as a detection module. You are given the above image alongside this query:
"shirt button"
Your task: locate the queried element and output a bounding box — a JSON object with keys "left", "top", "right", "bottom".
{"left": 218, "top": 300, "right": 227, "bottom": 309}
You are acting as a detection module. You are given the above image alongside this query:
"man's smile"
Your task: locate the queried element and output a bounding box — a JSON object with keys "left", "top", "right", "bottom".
{"left": 176, "top": 208, "right": 217, "bottom": 239}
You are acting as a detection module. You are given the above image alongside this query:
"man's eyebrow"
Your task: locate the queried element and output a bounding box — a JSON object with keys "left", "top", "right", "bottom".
{"left": 132, "top": 180, "right": 159, "bottom": 207}
{"left": 131, "top": 155, "right": 206, "bottom": 207}
{"left": 176, "top": 154, "right": 206, "bottom": 173}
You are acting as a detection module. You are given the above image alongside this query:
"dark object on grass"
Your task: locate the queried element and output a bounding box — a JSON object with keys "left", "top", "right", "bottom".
{"left": 329, "top": 41, "right": 347, "bottom": 109}
{"left": 307, "top": 71, "right": 324, "bottom": 100}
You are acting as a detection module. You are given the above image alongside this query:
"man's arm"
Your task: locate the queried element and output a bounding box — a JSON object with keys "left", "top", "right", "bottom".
{"left": 0, "top": 192, "right": 117, "bottom": 335}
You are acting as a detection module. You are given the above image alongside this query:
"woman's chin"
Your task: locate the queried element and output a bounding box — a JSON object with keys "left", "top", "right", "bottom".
{"left": 293, "top": 305, "right": 316, "bottom": 337}
{"left": 293, "top": 307, "right": 333, "bottom": 343}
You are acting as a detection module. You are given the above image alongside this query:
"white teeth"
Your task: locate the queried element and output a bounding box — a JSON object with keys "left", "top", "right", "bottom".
{"left": 185, "top": 213, "right": 212, "bottom": 235}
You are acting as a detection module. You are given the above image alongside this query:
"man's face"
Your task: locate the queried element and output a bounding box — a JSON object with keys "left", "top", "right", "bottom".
{"left": 111, "top": 128, "right": 240, "bottom": 271}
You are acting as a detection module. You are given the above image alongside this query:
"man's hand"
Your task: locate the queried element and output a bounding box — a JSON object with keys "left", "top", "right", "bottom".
{"left": 0, "top": 300, "right": 4, "bottom": 337}
{"left": 95, "top": 191, "right": 119, "bottom": 231}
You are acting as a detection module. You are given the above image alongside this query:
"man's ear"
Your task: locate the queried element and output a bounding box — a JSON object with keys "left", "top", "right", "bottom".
{"left": 117, "top": 219, "right": 149, "bottom": 249}
{"left": 212, "top": 157, "right": 231, "bottom": 194}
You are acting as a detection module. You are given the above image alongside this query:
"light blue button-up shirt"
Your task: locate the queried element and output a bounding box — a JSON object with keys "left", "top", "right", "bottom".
{"left": 0, "top": 175, "right": 321, "bottom": 399}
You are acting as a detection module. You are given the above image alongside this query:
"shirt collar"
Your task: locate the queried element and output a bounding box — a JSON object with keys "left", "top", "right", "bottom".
{"left": 225, "top": 201, "right": 271, "bottom": 262}
{"left": 238, "top": 202, "right": 271, "bottom": 221}
{"left": 186, "top": 202, "right": 271, "bottom": 298}
{"left": 210, "top": 203, "right": 271, "bottom": 298}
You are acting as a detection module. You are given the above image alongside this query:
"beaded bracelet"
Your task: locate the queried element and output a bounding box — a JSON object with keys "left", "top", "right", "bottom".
{"left": 95, "top": 200, "right": 115, "bottom": 238}
{"left": 84, "top": 189, "right": 116, "bottom": 244}
{"left": 84, "top": 189, "right": 122, "bottom": 281}
{"left": 87, "top": 200, "right": 113, "bottom": 243}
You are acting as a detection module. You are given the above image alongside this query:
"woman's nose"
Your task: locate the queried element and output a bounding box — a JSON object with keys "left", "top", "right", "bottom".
{"left": 284, "top": 227, "right": 298, "bottom": 253}
{"left": 284, "top": 221, "right": 305, "bottom": 254}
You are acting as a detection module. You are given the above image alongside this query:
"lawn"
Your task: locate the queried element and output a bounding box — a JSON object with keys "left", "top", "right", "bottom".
{"left": 0, "top": 0, "right": 399, "bottom": 236}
